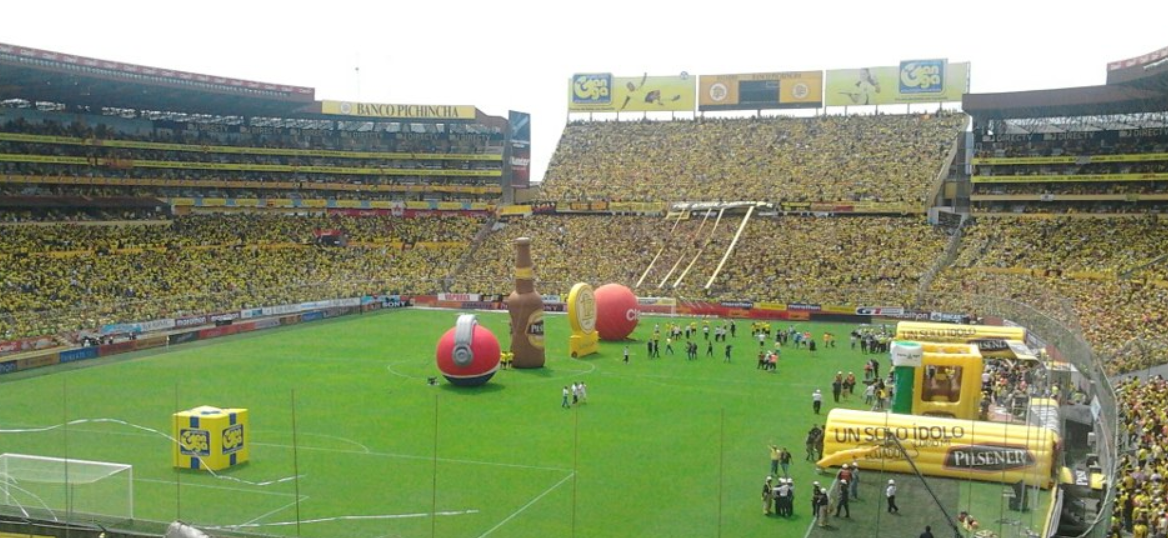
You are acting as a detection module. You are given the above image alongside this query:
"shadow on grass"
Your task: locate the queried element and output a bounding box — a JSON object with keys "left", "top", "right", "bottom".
{"left": 438, "top": 382, "right": 506, "bottom": 395}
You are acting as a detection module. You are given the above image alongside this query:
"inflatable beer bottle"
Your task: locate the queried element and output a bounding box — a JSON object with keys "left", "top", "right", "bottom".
{"left": 507, "top": 237, "right": 545, "bottom": 368}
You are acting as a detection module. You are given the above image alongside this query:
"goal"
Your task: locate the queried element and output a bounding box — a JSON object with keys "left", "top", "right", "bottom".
{"left": 0, "top": 453, "right": 133, "bottom": 523}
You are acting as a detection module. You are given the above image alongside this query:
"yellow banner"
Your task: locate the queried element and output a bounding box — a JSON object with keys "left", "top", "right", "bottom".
{"left": 973, "top": 153, "right": 1168, "bottom": 166}
{"left": 498, "top": 205, "right": 532, "bottom": 217}
{"left": 568, "top": 73, "right": 695, "bottom": 112}
{"left": 755, "top": 302, "right": 787, "bottom": 311}
{"left": 321, "top": 101, "right": 476, "bottom": 120}
{"left": 608, "top": 201, "right": 667, "bottom": 214}
{"left": 825, "top": 60, "right": 969, "bottom": 106}
{"left": 698, "top": 71, "right": 822, "bottom": 110}
{"left": 821, "top": 409, "right": 1056, "bottom": 488}
{"left": 972, "top": 172, "right": 1168, "bottom": 183}
{"left": 821, "top": 305, "right": 855, "bottom": 315}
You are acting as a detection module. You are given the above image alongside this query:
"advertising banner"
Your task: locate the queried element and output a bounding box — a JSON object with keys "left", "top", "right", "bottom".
{"left": 59, "top": 347, "right": 99, "bottom": 364}
{"left": 559, "top": 201, "right": 609, "bottom": 213}
{"left": 169, "top": 332, "right": 200, "bottom": 345}
{"left": 608, "top": 201, "right": 667, "bottom": 215}
{"left": 825, "top": 60, "right": 969, "bottom": 106}
{"left": 569, "top": 73, "right": 696, "bottom": 112}
{"left": 820, "top": 409, "right": 1056, "bottom": 488}
{"left": 699, "top": 71, "right": 823, "bottom": 110}
{"left": 17, "top": 353, "right": 60, "bottom": 371}
{"left": 855, "top": 307, "right": 904, "bottom": 316}
{"left": 321, "top": 101, "right": 476, "bottom": 120}
{"left": 498, "top": 205, "right": 533, "bottom": 218}
{"left": 134, "top": 336, "right": 169, "bottom": 351}
{"left": 101, "top": 318, "right": 176, "bottom": 335}
{"left": 98, "top": 341, "right": 136, "bottom": 357}
{"left": 175, "top": 315, "right": 209, "bottom": 329}
{"left": 509, "top": 111, "right": 531, "bottom": 189}
{"left": 0, "top": 335, "right": 56, "bottom": 356}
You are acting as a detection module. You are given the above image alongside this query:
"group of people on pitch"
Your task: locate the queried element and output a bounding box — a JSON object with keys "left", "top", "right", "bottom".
{"left": 762, "top": 460, "right": 902, "bottom": 526}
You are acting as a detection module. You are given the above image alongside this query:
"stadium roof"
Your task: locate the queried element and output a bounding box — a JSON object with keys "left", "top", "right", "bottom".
{"left": 962, "top": 85, "right": 1168, "bottom": 120}
{"left": 1106, "top": 45, "right": 1168, "bottom": 91}
{"left": 964, "top": 45, "right": 1168, "bottom": 120}
{"left": 0, "top": 42, "right": 507, "bottom": 127}
{"left": 0, "top": 42, "right": 317, "bottom": 117}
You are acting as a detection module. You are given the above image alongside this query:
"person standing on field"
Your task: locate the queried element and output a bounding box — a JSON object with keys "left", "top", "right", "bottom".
{"left": 886, "top": 479, "right": 899, "bottom": 513}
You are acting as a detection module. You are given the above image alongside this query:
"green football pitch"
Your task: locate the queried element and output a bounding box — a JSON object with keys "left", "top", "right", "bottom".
{"left": 0, "top": 309, "right": 1051, "bottom": 538}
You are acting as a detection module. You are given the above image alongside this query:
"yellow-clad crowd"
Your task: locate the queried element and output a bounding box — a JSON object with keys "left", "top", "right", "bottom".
{"left": 449, "top": 214, "right": 949, "bottom": 308}
{"left": 925, "top": 215, "right": 1168, "bottom": 375}
{"left": 1112, "top": 377, "right": 1168, "bottom": 538}
{"left": 0, "top": 214, "right": 484, "bottom": 341}
{"left": 541, "top": 113, "right": 965, "bottom": 203}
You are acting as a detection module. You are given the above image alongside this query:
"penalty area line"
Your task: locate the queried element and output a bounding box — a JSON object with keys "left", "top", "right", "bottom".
{"left": 475, "top": 472, "right": 575, "bottom": 538}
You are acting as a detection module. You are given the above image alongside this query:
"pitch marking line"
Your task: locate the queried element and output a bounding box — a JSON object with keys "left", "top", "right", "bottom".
{"left": 34, "top": 424, "right": 571, "bottom": 474}
{"left": 476, "top": 472, "right": 574, "bottom": 538}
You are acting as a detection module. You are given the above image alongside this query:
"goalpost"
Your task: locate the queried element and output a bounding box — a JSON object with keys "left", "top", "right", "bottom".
{"left": 0, "top": 453, "right": 133, "bottom": 523}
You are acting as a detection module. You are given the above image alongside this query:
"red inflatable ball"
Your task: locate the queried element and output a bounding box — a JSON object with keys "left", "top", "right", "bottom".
{"left": 594, "top": 283, "right": 639, "bottom": 341}
{"left": 435, "top": 319, "right": 501, "bottom": 387}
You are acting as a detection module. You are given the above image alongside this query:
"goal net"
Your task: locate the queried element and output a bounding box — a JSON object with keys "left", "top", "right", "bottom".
{"left": 0, "top": 453, "right": 133, "bottom": 523}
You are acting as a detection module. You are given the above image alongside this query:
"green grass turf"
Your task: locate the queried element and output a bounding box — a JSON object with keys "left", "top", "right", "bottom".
{"left": 0, "top": 309, "right": 1046, "bottom": 538}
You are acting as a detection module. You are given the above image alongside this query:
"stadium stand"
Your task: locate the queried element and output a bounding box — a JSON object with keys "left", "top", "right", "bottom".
{"left": 541, "top": 113, "right": 965, "bottom": 204}
{"left": 0, "top": 214, "right": 485, "bottom": 341}
{"left": 0, "top": 42, "right": 509, "bottom": 343}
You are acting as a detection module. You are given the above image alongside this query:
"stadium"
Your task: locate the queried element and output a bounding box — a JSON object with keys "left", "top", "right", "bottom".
{"left": 0, "top": 36, "right": 1165, "bottom": 538}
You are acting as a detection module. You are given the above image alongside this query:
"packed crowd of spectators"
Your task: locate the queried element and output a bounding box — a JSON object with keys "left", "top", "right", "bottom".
{"left": 1112, "top": 376, "right": 1168, "bottom": 538}
{"left": 975, "top": 161, "right": 1168, "bottom": 178}
{"left": 0, "top": 214, "right": 485, "bottom": 341}
{"left": 450, "top": 215, "right": 666, "bottom": 296}
{"left": 925, "top": 215, "right": 1168, "bottom": 374}
{"left": 974, "top": 182, "right": 1168, "bottom": 196}
{"left": 926, "top": 272, "right": 1168, "bottom": 375}
{"left": 450, "top": 214, "right": 949, "bottom": 308}
{"left": 972, "top": 202, "right": 1168, "bottom": 215}
{"left": 540, "top": 113, "right": 965, "bottom": 203}
{"left": 0, "top": 114, "right": 502, "bottom": 202}
{"left": 720, "top": 216, "right": 948, "bottom": 306}
{"left": 953, "top": 216, "right": 1168, "bottom": 275}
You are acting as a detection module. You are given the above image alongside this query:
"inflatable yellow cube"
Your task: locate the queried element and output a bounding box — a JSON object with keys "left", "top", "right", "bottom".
{"left": 173, "top": 406, "right": 249, "bottom": 471}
